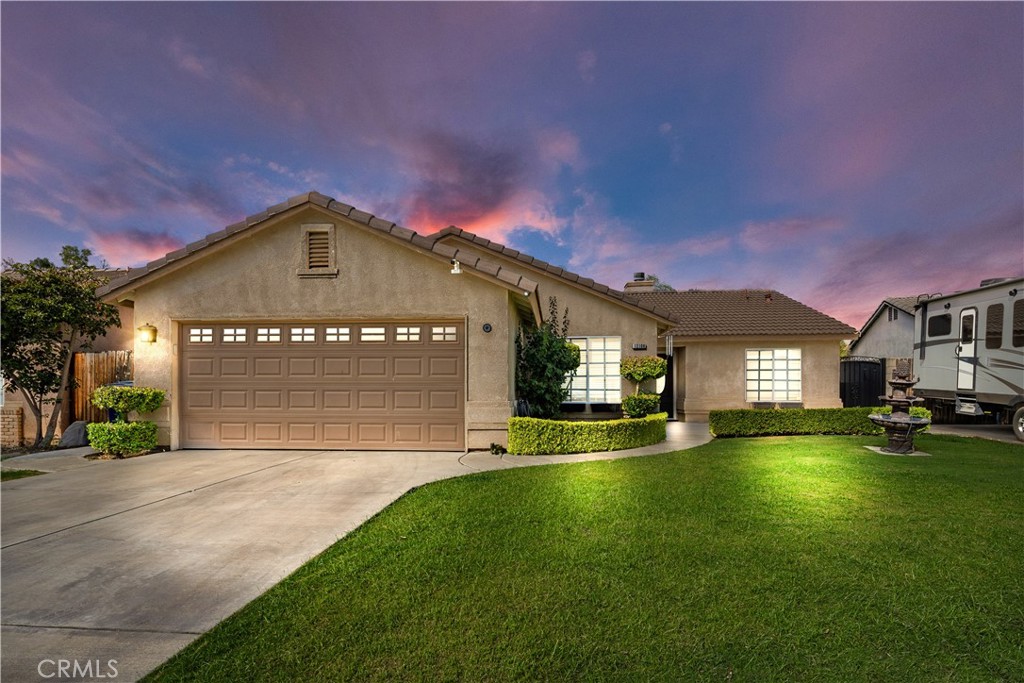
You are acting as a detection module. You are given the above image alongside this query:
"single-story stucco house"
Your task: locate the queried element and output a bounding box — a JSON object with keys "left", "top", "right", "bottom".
{"left": 97, "top": 191, "right": 855, "bottom": 451}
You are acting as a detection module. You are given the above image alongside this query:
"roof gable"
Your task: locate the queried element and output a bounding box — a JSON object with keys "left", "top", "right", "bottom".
{"left": 629, "top": 289, "right": 856, "bottom": 338}
{"left": 430, "top": 226, "right": 678, "bottom": 325}
{"left": 97, "top": 192, "right": 541, "bottom": 321}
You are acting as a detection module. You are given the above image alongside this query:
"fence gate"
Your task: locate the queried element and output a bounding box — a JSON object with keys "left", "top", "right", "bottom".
{"left": 73, "top": 350, "right": 133, "bottom": 422}
{"left": 840, "top": 357, "right": 884, "bottom": 408}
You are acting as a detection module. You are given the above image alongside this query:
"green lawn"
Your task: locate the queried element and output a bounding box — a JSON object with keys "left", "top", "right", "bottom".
{"left": 0, "top": 468, "right": 44, "bottom": 481}
{"left": 146, "top": 435, "right": 1023, "bottom": 682}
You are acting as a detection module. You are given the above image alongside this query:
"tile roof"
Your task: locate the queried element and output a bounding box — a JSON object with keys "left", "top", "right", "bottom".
{"left": 884, "top": 296, "right": 923, "bottom": 315}
{"left": 97, "top": 192, "right": 542, "bottom": 302}
{"left": 628, "top": 289, "right": 856, "bottom": 338}
{"left": 428, "top": 226, "right": 678, "bottom": 323}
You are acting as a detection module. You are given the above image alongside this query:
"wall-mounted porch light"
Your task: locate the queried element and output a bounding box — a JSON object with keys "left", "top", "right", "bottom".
{"left": 450, "top": 258, "right": 462, "bottom": 275}
{"left": 137, "top": 323, "right": 158, "bottom": 344}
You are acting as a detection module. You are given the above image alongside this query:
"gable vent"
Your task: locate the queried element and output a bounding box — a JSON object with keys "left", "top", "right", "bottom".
{"left": 307, "top": 231, "right": 331, "bottom": 269}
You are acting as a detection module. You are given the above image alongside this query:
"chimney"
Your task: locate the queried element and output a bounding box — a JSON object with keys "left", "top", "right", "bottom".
{"left": 624, "top": 272, "right": 655, "bottom": 293}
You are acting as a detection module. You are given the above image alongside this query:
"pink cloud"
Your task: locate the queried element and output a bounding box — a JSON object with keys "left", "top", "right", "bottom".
{"left": 85, "top": 228, "right": 184, "bottom": 269}
{"left": 535, "top": 128, "right": 585, "bottom": 173}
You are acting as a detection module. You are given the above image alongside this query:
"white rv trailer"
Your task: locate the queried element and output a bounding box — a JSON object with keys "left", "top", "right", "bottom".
{"left": 913, "top": 277, "right": 1024, "bottom": 441}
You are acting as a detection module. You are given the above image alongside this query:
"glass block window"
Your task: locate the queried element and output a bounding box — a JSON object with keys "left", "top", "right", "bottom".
{"left": 431, "top": 326, "right": 458, "bottom": 342}
{"left": 360, "top": 327, "right": 387, "bottom": 342}
{"left": 222, "top": 328, "right": 247, "bottom": 343}
{"left": 189, "top": 328, "right": 213, "bottom": 343}
{"left": 256, "top": 327, "right": 282, "bottom": 343}
{"left": 396, "top": 326, "right": 421, "bottom": 342}
{"left": 290, "top": 327, "right": 316, "bottom": 343}
{"left": 565, "top": 337, "right": 622, "bottom": 403}
{"left": 745, "top": 348, "right": 802, "bottom": 402}
{"left": 325, "top": 327, "right": 351, "bottom": 343}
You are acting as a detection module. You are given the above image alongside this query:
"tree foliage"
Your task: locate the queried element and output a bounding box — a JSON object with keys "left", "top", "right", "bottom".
{"left": 1, "top": 246, "right": 121, "bottom": 448}
{"left": 515, "top": 297, "right": 581, "bottom": 419}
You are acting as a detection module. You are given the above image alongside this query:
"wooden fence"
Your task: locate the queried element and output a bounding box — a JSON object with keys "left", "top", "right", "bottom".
{"left": 73, "top": 350, "right": 133, "bottom": 423}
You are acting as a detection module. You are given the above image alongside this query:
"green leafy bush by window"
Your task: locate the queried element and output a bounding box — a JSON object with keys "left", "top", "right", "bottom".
{"left": 708, "top": 406, "right": 931, "bottom": 438}
{"left": 508, "top": 413, "right": 667, "bottom": 455}
{"left": 90, "top": 386, "right": 165, "bottom": 423}
{"left": 619, "top": 356, "right": 667, "bottom": 394}
{"left": 621, "top": 393, "right": 661, "bottom": 418}
{"left": 516, "top": 297, "right": 581, "bottom": 418}
{"left": 86, "top": 421, "right": 159, "bottom": 457}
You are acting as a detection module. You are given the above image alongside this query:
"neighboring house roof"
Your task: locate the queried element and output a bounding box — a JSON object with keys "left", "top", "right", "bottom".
{"left": 884, "top": 296, "right": 922, "bottom": 315}
{"left": 97, "top": 192, "right": 545, "bottom": 320}
{"left": 428, "top": 226, "right": 678, "bottom": 324}
{"left": 848, "top": 295, "right": 924, "bottom": 353}
{"left": 629, "top": 289, "right": 856, "bottom": 338}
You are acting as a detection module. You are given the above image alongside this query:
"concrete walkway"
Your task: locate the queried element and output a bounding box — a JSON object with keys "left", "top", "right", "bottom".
{"left": 1, "top": 422, "right": 710, "bottom": 682}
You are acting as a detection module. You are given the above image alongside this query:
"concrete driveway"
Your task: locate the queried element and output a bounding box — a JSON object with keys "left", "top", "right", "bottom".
{"left": 2, "top": 422, "right": 711, "bottom": 681}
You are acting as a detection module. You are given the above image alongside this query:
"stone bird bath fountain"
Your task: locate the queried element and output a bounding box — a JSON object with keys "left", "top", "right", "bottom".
{"left": 869, "top": 358, "right": 931, "bottom": 454}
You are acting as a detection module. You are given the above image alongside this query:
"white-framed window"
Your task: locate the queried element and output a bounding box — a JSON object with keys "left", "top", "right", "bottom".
{"left": 745, "top": 348, "right": 801, "bottom": 402}
{"left": 395, "top": 326, "right": 421, "bottom": 342}
{"left": 431, "top": 326, "right": 457, "bottom": 342}
{"left": 189, "top": 327, "right": 213, "bottom": 343}
{"left": 256, "top": 327, "right": 282, "bottom": 343}
{"left": 565, "top": 336, "right": 622, "bottom": 403}
{"left": 325, "top": 327, "right": 351, "bottom": 343}
{"left": 290, "top": 327, "right": 316, "bottom": 343}
{"left": 360, "top": 327, "right": 387, "bottom": 342}
{"left": 222, "top": 328, "right": 247, "bottom": 343}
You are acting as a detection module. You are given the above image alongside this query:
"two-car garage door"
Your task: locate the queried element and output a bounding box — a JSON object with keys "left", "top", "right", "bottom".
{"left": 180, "top": 321, "right": 465, "bottom": 450}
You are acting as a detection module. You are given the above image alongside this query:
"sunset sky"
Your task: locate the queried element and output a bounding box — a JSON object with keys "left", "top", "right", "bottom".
{"left": 2, "top": 2, "right": 1021, "bottom": 328}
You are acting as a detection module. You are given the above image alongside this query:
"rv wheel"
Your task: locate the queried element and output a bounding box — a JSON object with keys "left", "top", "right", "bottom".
{"left": 1014, "top": 406, "right": 1024, "bottom": 442}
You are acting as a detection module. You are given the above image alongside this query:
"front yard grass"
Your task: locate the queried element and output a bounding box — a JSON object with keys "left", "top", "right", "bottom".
{"left": 146, "top": 435, "right": 1023, "bottom": 682}
{"left": 0, "top": 468, "right": 45, "bottom": 481}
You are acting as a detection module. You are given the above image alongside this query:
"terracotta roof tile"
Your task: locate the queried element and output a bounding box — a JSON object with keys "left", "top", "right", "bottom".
{"left": 347, "top": 208, "right": 373, "bottom": 224}
{"left": 629, "top": 290, "right": 855, "bottom": 337}
{"left": 327, "top": 200, "right": 353, "bottom": 216}
{"left": 369, "top": 217, "right": 395, "bottom": 232}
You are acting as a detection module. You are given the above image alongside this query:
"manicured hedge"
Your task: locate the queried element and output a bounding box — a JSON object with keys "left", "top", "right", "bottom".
{"left": 621, "top": 393, "right": 662, "bottom": 418}
{"left": 708, "top": 406, "right": 931, "bottom": 438}
{"left": 508, "top": 413, "right": 668, "bottom": 455}
{"left": 87, "top": 421, "right": 159, "bottom": 457}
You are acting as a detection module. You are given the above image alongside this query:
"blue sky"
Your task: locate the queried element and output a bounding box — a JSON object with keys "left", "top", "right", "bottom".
{"left": 2, "top": 2, "right": 1021, "bottom": 326}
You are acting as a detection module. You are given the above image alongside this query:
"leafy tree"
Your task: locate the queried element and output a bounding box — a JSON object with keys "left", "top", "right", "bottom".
{"left": 515, "top": 297, "right": 581, "bottom": 419}
{"left": 1, "top": 246, "right": 121, "bottom": 448}
{"left": 643, "top": 274, "right": 676, "bottom": 292}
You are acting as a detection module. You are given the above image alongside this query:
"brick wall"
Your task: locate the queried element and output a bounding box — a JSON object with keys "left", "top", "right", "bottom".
{"left": 1, "top": 406, "right": 24, "bottom": 448}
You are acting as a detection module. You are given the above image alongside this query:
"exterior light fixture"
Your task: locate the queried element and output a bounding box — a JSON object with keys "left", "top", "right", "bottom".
{"left": 137, "top": 323, "right": 158, "bottom": 344}
{"left": 450, "top": 258, "right": 462, "bottom": 275}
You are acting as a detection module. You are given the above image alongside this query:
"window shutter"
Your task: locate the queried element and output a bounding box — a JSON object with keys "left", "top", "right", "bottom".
{"left": 307, "top": 231, "right": 331, "bottom": 269}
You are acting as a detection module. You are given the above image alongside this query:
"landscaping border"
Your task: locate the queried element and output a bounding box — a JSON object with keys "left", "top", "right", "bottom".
{"left": 709, "top": 406, "right": 931, "bottom": 438}
{"left": 508, "top": 412, "right": 668, "bottom": 455}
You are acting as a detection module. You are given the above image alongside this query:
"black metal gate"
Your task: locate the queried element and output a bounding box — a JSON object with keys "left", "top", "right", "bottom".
{"left": 840, "top": 357, "right": 885, "bottom": 407}
{"left": 659, "top": 353, "right": 674, "bottom": 418}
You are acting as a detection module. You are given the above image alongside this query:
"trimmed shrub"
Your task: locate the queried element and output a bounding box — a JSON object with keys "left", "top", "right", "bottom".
{"left": 91, "top": 386, "right": 165, "bottom": 423}
{"left": 622, "top": 393, "right": 662, "bottom": 418}
{"left": 508, "top": 413, "right": 667, "bottom": 455}
{"left": 708, "top": 406, "right": 932, "bottom": 438}
{"left": 619, "top": 356, "right": 667, "bottom": 393}
{"left": 87, "top": 421, "right": 159, "bottom": 457}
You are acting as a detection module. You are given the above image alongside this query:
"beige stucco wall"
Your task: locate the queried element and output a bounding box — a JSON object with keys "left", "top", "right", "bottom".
{"left": 123, "top": 206, "right": 516, "bottom": 449}
{"left": 438, "top": 239, "right": 663, "bottom": 414}
{"left": 676, "top": 337, "right": 844, "bottom": 421}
